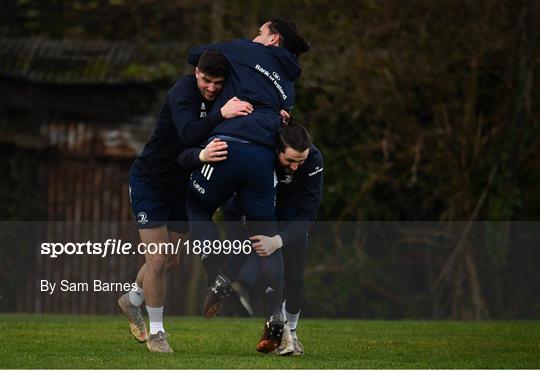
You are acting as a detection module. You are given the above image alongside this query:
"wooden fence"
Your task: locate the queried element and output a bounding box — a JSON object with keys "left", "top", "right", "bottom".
{"left": 14, "top": 121, "right": 206, "bottom": 315}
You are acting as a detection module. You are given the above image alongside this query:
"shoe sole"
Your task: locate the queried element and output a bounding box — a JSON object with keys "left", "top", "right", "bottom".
{"left": 117, "top": 297, "right": 148, "bottom": 343}
{"left": 146, "top": 343, "right": 173, "bottom": 353}
{"left": 146, "top": 343, "right": 174, "bottom": 353}
{"left": 276, "top": 349, "right": 294, "bottom": 356}
{"left": 275, "top": 341, "right": 294, "bottom": 356}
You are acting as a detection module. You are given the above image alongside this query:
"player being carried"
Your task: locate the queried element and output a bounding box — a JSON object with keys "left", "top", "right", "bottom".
{"left": 183, "top": 17, "right": 310, "bottom": 353}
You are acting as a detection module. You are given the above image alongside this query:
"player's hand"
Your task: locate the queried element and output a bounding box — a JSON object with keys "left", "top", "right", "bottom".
{"left": 220, "top": 96, "right": 254, "bottom": 119}
{"left": 250, "top": 234, "right": 283, "bottom": 256}
{"left": 199, "top": 138, "right": 228, "bottom": 163}
{"left": 280, "top": 110, "right": 291, "bottom": 125}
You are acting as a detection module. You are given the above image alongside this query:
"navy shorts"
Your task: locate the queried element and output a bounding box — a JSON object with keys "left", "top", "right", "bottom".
{"left": 128, "top": 174, "right": 189, "bottom": 233}
{"left": 189, "top": 140, "right": 277, "bottom": 220}
{"left": 187, "top": 139, "right": 277, "bottom": 243}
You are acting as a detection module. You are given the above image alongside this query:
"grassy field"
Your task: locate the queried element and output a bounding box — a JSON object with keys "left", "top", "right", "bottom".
{"left": 0, "top": 314, "right": 538, "bottom": 369}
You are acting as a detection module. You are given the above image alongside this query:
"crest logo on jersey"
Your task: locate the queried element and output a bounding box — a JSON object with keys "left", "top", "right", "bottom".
{"left": 272, "top": 71, "right": 281, "bottom": 81}
{"left": 280, "top": 174, "right": 294, "bottom": 184}
{"left": 200, "top": 102, "right": 207, "bottom": 118}
{"left": 137, "top": 212, "right": 148, "bottom": 224}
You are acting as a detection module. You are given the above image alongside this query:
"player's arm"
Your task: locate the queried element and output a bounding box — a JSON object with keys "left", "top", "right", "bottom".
{"left": 177, "top": 138, "right": 228, "bottom": 169}
{"left": 252, "top": 154, "right": 324, "bottom": 256}
{"left": 169, "top": 85, "right": 224, "bottom": 147}
{"left": 170, "top": 90, "right": 253, "bottom": 148}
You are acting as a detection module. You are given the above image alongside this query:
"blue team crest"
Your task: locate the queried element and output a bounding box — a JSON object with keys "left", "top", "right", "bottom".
{"left": 137, "top": 212, "right": 148, "bottom": 224}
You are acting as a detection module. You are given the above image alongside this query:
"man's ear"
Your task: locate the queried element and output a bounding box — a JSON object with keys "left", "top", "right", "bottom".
{"left": 270, "top": 33, "right": 281, "bottom": 47}
{"left": 195, "top": 66, "right": 200, "bottom": 76}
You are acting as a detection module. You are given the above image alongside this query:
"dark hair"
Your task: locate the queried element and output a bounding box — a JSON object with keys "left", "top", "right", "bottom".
{"left": 267, "top": 17, "right": 311, "bottom": 56}
{"left": 197, "top": 49, "right": 229, "bottom": 77}
{"left": 278, "top": 120, "right": 311, "bottom": 153}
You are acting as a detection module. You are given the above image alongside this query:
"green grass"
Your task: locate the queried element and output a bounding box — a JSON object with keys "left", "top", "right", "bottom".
{"left": 0, "top": 314, "right": 538, "bottom": 369}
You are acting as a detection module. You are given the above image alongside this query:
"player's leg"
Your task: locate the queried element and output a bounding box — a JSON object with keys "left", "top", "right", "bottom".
{"left": 118, "top": 266, "right": 147, "bottom": 342}
{"left": 141, "top": 188, "right": 193, "bottom": 353}
{"left": 254, "top": 248, "right": 285, "bottom": 353}
{"left": 140, "top": 226, "right": 174, "bottom": 352}
{"left": 132, "top": 189, "right": 189, "bottom": 291}
{"left": 239, "top": 145, "right": 282, "bottom": 319}
{"left": 187, "top": 143, "right": 245, "bottom": 318}
{"left": 166, "top": 231, "right": 184, "bottom": 268}
{"left": 119, "top": 176, "right": 161, "bottom": 343}
{"left": 120, "top": 231, "right": 183, "bottom": 347}
{"left": 219, "top": 198, "right": 259, "bottom": 316}
{"left": 132, "top": 232, "right": 184, "bottom": 288}
{"left": 166, "top": 189, "right": 190, "bottom": 271}
{"left": 221, "top": 196, "right": 251, "bottom": 281}
{"left": 121, "top": 175, "right": 174, "bottom": 351}
{"left": 118, "top": 226, "right": 171, "bottom": 347}
{"left": 187, "top": 189, "right": 231, "bottom": 318}
{"left": 186, "top": 188, "right": 221, "bottom": 280}
{"left": 234, "top": 143, "right": 284, "bottom": 353}
{"left": 276, "top": 235, "right": 308, "bottom": 355}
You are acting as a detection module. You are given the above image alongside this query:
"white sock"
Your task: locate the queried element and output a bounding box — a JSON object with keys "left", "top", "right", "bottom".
{"left": 286, "top": 310, "right": 300, "bottom": 331}
{"left": 146, "top": 306, "right": 165, "bottom": 334}
{"left": 129, "top": 283, "right": 144, "bottom": 306}
{"left": 281, "top": 301, "right": 287, "bottom": 319}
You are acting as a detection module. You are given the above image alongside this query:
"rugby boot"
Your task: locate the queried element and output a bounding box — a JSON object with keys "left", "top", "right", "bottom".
{"left": 256, "top": 311, "right": 284, "bottom": 353}
{"left": 275, "top": 322, "right": 294, "bottom": 356}
{"left": 203, "top": 274, "right": 233, "bottom": 319}
{"left": 117, "top": 293, "right": 148, "bottom": 342}
{"left": 146, "top": 331, "right": 173, "bottom": 353}
{"left": 291, "top": 330, "right": 304, "bottom": 355}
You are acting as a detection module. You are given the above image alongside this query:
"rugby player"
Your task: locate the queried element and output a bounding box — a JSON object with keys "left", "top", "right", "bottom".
{"left": 250, "top": 122, "right": 323, "bottom": 355}
{"left": 118, "top": 50, "right": 253, "bottom": 353}
{"left": 179, "top": 120, "right": 322, "bottom": 354}
{"left": 185, "top": 17, "right": 310, "bottom": 353}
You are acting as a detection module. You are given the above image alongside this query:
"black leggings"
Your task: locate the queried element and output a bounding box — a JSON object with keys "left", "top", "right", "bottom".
{"left": 224, "top": 214, "right": 308, "bottom": 316}
{"left": 282, "top": 235, "right": 308, "bottom": 315}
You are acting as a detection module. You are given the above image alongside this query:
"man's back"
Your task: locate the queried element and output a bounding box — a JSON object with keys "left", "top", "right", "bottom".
{"left": 188, "top": 38, "right": 301, "bottom": 146}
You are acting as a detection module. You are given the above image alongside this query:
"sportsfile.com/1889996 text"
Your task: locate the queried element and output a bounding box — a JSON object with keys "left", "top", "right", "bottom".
{"left": 40, "top": 238, "right": 252, "bottom": 258}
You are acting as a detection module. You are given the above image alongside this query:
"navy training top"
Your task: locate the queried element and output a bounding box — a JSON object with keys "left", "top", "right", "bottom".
{"left": 276, "top": 144, "right": 324, "bottom": 246}
{"left": 130, "top": 74, "right": 224, "bottom": 189}
{"left": 188, "top": 39, "right": 301, "bottom": 147}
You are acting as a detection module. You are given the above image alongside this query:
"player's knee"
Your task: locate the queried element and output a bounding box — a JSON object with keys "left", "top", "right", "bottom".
{"left": 146, "top": 254, "right": 168, "bottom": 276}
